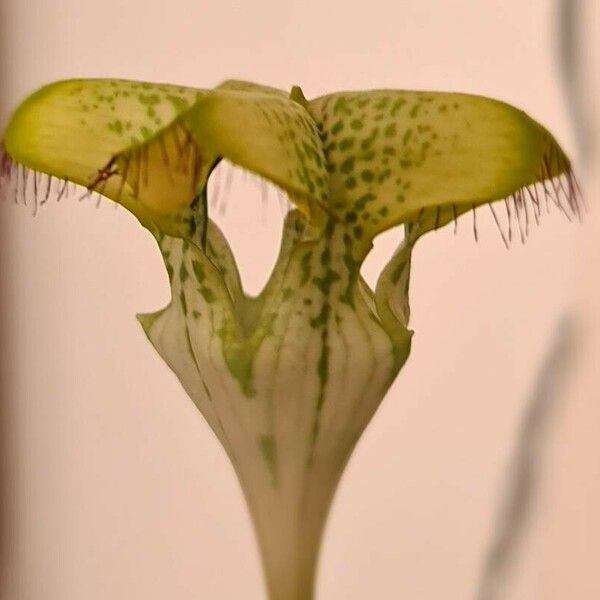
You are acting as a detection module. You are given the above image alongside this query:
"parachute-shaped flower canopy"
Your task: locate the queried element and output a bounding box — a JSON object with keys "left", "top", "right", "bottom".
{"left": 2, "top": 78, "right": 579, "bottom": 250}
{"left": 0, "top": 78, "right": 581, "bottom": 600}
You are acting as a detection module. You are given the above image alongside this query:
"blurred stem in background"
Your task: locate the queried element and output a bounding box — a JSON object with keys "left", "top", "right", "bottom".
{"left": 557, "top": 0, "right": 596, "bottom": 167}
{"left": 474, "top": 318, "right": 578, "bottom": 600}
{"left": 476, "top": 2, "right": 596, "bottom": 598}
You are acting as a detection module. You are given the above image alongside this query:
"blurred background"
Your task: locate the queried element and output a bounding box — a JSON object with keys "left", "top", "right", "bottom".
{"left": 0, "top": 1, "right": 598, "bottom": 598}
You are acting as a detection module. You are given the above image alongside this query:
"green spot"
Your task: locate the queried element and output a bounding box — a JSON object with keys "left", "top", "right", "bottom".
{"left": 384, "top": 123, "right": 397, "bottom": 137}
{"left": 361, "top": 169, "right": 374, "bottom": 182}
{"left": 341, "top": 157, "right": 355, "bottom": 174}
{"left": 223, "top": 346, "right": 256, "bottom": 397}
{"left": 363, "top": 150, "right": 375, "bottom": 161}
{"left": 333, "top": 96, "right": 351, "bottom": 115}
{"left": 391, "top": 98, "right": 406, "bottom": 116}
{"left": 350, "top": 119, "right": 363, "bottom": 130}
{"left": 259, "top": 435, "right": 278, "bottom": 485}
{"left": 192, "top": 260, "right": 206, "bottom": 283}
{"left": 312, "top": 270, "right": 340, "bottom": 295}
{"left": 339, "top": 137, "right": 355, "bottom": 151}
{"left": 138, "top": 93, "right": 160, "bottom": 106}
{"left": 108, "top": 120, "right": 123, "bottom": 135}
{"left": 310, "top": 302, "right": 330, "bottom": 328}
{"left": 375, "top": 97, "right": 390, "bottom": 110}
{"left": 200, "top": 287, "right": 215, "bottom": 303}
{"left": 300, "top": 251, "right": 312, "bottom": 285}
{"left": 378, "top": 168, "right": 391, "bottom": 183}
{"left": 355, "top": 192, "right": 376, "bottom": 211}
{"left": 140, "top": 126, "right": 153, "bottom": 140}
{"left": 316, "top": 336, "right": 329, "bottom": 389}
{"left": 409, "top": 104, "right": 421, "bottom": 118}
{"left": 361, "top": 129, "right": 379, "bottom": 151}
{"left": 180, "top": 291, "right": 188, "bottom": 315}
{"left": 345, "top": 176, "right": 357, "bottom": 190}
{"left": 166, "top": 94, "right": 188, "bottom": 112}
{"left": 331, "top": 120, "right": 344, "bottom": 135}
{"left": 179, "top": 262, "right": 189, "bottom": 283}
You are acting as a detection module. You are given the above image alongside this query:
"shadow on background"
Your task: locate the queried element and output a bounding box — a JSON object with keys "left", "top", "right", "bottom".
{"left": 474, "top": 317, "right": 578, "bottom": 600}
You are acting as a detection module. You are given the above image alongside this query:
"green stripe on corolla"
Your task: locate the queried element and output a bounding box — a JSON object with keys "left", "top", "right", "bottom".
{"left": 0, "top": 77, "right": 580, "bottom": 600}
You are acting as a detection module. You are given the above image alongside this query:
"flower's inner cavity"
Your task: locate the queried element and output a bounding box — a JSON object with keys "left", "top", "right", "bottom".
{"left": 360, "top": 224, "right": 406, "bottom": 289}
{"left": 206, "top": 159, "right": 290, "bottom": 297}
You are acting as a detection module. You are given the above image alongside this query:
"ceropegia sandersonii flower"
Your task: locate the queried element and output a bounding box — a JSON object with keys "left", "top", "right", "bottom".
{"left": 0, "top": 78, "right": 581, "bottom": 600}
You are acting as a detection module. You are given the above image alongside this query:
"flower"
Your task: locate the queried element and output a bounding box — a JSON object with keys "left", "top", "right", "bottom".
{"left": 0, "top": 78, "right": 580, "bottom": 600}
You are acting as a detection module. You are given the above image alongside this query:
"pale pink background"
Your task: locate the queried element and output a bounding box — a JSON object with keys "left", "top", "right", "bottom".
{"left": 0, "top": 1, "right": 598, "bottom": 599}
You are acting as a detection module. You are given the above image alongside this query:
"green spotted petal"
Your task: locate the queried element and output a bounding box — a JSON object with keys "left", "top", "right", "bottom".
{"left": 2, "top": 78, "right": 329, "bottom": 239}
{"left": 309, "top": 90, "right": 574, "bottom": 249}
{"left": 2, "top": 79, "right": 207, "bottom": 235}
{"left": 185, "top": 85, "right": 328, "bottom": 226}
